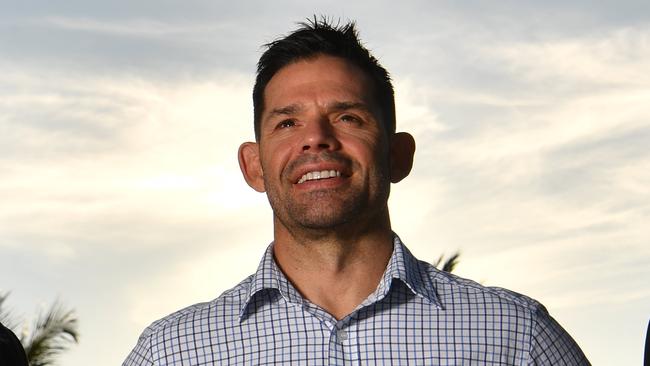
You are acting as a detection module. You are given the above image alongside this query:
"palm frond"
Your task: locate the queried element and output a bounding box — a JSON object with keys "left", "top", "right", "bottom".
{"left": 433, "top": 252, "right": 461, "bottom": 273}
{"left": 23, "top": 301, "right": 79, "bottom": 366}
{"left": 0, "top": 291, "right": 20, "bottom": 330}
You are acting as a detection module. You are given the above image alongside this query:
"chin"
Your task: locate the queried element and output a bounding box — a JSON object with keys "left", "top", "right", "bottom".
{"left": 293, "top": 212, "right": 354, "bottom": 230}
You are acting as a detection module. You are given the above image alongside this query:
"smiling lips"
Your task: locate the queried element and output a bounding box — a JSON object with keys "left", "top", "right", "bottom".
{"left": 297, "top": 170, "right": 342, "bottom": 184}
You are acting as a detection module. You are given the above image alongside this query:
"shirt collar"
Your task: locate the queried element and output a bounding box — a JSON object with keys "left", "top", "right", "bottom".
{"left": 365, "top": 235, "right": 442, "bottom": 308}
{"left": 239, "top": 242, "right": 305, "bottom": 321}
{"left": 239, "top": 234, "right": 442, "bottom": 321}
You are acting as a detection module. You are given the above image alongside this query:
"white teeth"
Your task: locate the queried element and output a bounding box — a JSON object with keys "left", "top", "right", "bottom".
{"left": 297, "top": 170, "right": 342, "bottom": 184}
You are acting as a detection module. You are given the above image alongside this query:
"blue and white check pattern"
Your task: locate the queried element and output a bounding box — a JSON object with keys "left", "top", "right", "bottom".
{"left": 123, "top": 236, "right": 589, "bottom": 365}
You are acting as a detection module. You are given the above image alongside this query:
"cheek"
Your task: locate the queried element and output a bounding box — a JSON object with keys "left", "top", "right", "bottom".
{"left": 261, "top": 144, "right": 292, "bottom": 179}
{"left": 346, "top": 137, "right": 386, "bottom": 165}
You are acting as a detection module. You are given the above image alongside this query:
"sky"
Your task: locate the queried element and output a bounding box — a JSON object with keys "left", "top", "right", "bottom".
{"left": 0, "top": 1, "right": 648, "bottom": 365}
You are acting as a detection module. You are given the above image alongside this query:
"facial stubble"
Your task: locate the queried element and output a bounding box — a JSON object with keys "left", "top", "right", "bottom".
{"left": 264, "top": 153, "right": 392, "bottom": 234}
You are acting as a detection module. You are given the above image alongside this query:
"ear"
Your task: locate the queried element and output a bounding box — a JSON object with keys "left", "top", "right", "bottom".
{"left": 238, "top": 142, "right": 266, "bottom": 192}
{"left": 389, "top": 132, "right": 416, "bottom": 183}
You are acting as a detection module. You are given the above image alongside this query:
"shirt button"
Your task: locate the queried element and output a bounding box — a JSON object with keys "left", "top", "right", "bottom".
{"left": 337, "top": 330, "right": 348, "bottom": 342}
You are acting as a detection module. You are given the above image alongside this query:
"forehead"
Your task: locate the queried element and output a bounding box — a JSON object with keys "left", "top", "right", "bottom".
{"left": 262, "top": 55, "right": 376, "bottom": 118}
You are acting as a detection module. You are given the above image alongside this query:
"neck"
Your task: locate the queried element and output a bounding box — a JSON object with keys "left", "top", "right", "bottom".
{"left": 272, "top": 212, "right": 394, "bottom": 320}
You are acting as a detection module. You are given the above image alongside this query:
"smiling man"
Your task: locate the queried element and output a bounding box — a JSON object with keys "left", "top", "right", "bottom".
{"left": 238, "top": 52, "right": 414, "bottom": 322}
{"left": 123, "top": 19, "right": 590, "bottom": 365}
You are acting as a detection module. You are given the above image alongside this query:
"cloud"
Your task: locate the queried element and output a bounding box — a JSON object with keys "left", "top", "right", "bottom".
{"left": 385, "top": 23, "right": 650, "bottom": 320}
{"left": 37, "top": 16, "right": 221, "bottom": 37}
{"left": 1, "top": 4, "right": 648, "bottom": 366}
{"left": 0, "top": 64, "right": 263, "bottom": 258}
{"left": 0, "top": 61, "right": 273, "bottom": 366}
{"left": 487, "top": 26, "right": 650, "bottom": 88}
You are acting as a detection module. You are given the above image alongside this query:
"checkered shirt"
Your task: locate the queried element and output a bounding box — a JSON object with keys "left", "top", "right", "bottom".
{"left": 123, "top": 235, "right": 589, "bottom": 365}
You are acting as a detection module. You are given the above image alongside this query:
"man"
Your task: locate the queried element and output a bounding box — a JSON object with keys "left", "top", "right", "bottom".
{"left": 123, "top": 19, "right": 589, "bottom": 365}
{"left": 0, "top": 322, "right": 29, "bottom": 366}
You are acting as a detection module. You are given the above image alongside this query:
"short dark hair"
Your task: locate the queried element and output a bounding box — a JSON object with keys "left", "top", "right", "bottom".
{"left": 252, "top": 17, "right": 396, "bottom": 141}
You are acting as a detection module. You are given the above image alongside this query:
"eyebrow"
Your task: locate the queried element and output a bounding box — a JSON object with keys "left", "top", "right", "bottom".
{"left": 268, "top": 101, "right": 369, "bottom": 118}
{"left": 327, "top": 101, "right": 369, "bottom": 113}
{"left": 268, "top": 103, "right": 303, "bottom": 118}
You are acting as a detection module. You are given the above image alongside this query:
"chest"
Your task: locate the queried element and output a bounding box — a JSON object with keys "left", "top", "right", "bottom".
{"left": 152, "top": 297, "right": 532, "bottom": 365}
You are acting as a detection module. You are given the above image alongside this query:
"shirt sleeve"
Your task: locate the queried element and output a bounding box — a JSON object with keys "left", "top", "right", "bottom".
{"left": 122, "top": 330, "right": 155, "bottom": 366}
{"left": 528, "top": 304, "right": 590, "bottom": 366}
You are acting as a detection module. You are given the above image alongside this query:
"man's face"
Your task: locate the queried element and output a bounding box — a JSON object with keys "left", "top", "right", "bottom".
{"left": 245, "top": 55, "right": 393, "bottom": 233}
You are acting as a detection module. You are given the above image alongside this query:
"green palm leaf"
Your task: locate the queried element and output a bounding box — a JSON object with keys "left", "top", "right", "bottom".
{"left": 433, "top": 252, "right": 460, "bottom": 273}
{"left": 21, "top": 301, "right": 79, "bottom": 366}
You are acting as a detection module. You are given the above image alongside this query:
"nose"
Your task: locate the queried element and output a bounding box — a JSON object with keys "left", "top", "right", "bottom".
{"left": 301, "top": 117, "right": 341, "bottom": 152}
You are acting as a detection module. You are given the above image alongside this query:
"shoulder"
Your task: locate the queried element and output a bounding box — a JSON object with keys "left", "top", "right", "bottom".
{"left": 418, "top": 260, "right": 589, "bottom": 364}
{"left": 132, "top": 275, "right": 253, "bottom": 347}
{"left": 0, "top": 322, "right": 28, "bottom": 366}
{"left": 418, "top": 258, "right": 543, "bottom": 312}
{"left": 123, "top": 275, "right": 256, "bottom": 365}
{"left": 417, "top": 259, "right": 553, "bottom": 336}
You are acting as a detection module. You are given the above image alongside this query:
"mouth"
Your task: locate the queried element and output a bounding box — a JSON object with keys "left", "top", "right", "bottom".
{"left": 297, "top": 170, "right": 342, "bottom": 184}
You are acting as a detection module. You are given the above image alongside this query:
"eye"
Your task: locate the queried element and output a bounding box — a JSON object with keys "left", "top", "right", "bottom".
{"left": 339, "top": 114, "right": 361, "bottom": 124}
{"left": 276, "top": 119, "right": 296, "bottom": 129}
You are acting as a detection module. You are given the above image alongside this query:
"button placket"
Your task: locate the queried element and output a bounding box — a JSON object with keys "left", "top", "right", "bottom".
{"left": 336, "top": 329, "right": 348, "bottom": 342}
